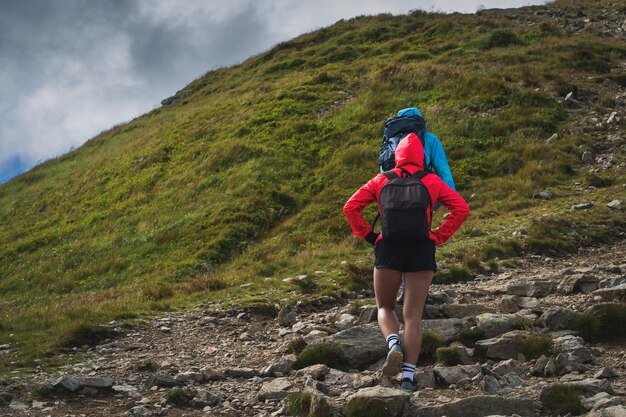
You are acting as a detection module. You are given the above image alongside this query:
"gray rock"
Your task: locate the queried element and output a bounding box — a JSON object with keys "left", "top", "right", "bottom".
{"left": 558, "top": 274, "right": 599, "bottom": 294}
{"left": 534, "top": 191, "right": 554, "bottom": 200}
{"left": 531, "top": 355, "right": 550, "bottom": 376}
{"left": 264, "top": 354, "right": 296, "bottom": 376}
{"left": 607, "top": 200, "right": 623, "bottom": 210}
{"left": 323, "top": 324, "right": 387, "bottom": 368}
{"left": 593, "top": 284, "right": 626, "bottom": 302}
{"left": 257, "top": 378, "right": 294, "bottom": 401}
{"left": 440, "top": 304, "right": 494, "bottom": 318}
{"left": 295, "top": 364, "right": 330, "bottom": 380}
{"left": 555, "top": 335, "right": 593, "bottom": 363}
{"left": 175, "top": 371, "right": 204, "bottom": 383}
{"left": 540, "top": 307, "right": 577, "bottom": 330}
{"left": 309, "top": 391, "right": 338, "bottom": 417}
{"left": 224, "top": 367, "right": 258, "bottom": 378}
{"left": 582, "top": 151, "right": 595, "bottom": 164}
{"left": 599, "top": 277, "right": 626, "bottom": 289}
{"left": 583, "top": 405, "right": 626, "bottom": 417}
{"left": 345, "top": 386, "right": 409, "bottom": 417}
{"left": 201, "top": 368, "right": 225, "bottom": 381}
{"left": 481, "top": 375, "right": 501, "bottom": 393}
{"left": 405, "top": 395, "right": 536, "bottom": 417}
{"left": 343, "top": 373, "right": 377, "bottom": 389}
{"left": 492, "top": 359, "right": 524, "bottom": 377}
{"left": 278, "top": 305, "right": 297, "bottom": 327}
{"left": 424, "top": 304, "right": 445, "bottom": 319}
{"left": 564, "top": 378, "right": 614, "bottom": 395}
{"left": 583, "top": 392, "right": 621, "bottom": 412}
{"left": 476, "top": 314, "right": 515, "bottom": 338}
{"left": 474, "top": 330, "right": 533, "bottom": 360}
{"left": 0, "top": 392, "right": 13, "bottom": 402}
{"left": 143, "top": 373, "right": 180, "bottom": 389}
{"left": 358, "top": 306, "right": 377, "bottom": 324}
{"left": 414, "top": 370, "right": 436, "bottom": 389}
{"left": 129, "top": 405, "right": 153, "bottom": 416}
{"left": 573, "top": 202, "right": 594, "bottom": 210}
{"left": 434, "top": 364, "right": 481, "bottom": 386}
{"left": 594, "top": 367, "right": 618, "bottom": 379}
{"left": 9, "top": 401, "right": 29, "bottom": 411}
{"left": 422, "top": 318, "right": 472, "bottom": 341}
{"left": 53, "top": 376, "right": 83, "bottom": 392}
{"left": 544, "top": 358, "right": 557, "bottom": 377}
{"left": 428, "top": 292, "right": 451, "bottom": 304}
{"left": 502, "top": 372, "right": 524, "bottom": 387}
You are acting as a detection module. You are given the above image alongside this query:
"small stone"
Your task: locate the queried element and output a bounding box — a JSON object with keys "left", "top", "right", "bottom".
{"left": 546, "top": 134, "right": 558, "bottom": 143}
{"left": 572, "top": 202, "right": 594, "bottom": 210}
{"left": 607, "top": 200, "right": 623, "bottom": 210}
{"left": 129, "top": 405, "right": 153, "bottom": 416}
{"left": 544, "top": 358, "right": 557, "bottom": 377}
{"left": 277, "top": 305, "right": 297, "bottom": 327}
{"left": 502, "top": 372, "right": 524, "bottom": 388}
{"left": 414, "top": 369, "right": 436, "bottom": 389}
{"left": 582, "top": 151, "right": 595, "bottom": 164}
{"left": 224, "top": 367, "right": 258, "bottom": 378}
{"left": 534, "top": 191, "right": 554, "bottom": 200}
{"left": 594, "top": 367, "right": 618, "bottom": 379}
{"left": 9, "top": 401, "right": 29, "bottom": 410}
{"left": 481, "top": 375, "right": 501, "bottom": 393}
{"left": 532, "top": 355, "right": 550, "bottom": 376}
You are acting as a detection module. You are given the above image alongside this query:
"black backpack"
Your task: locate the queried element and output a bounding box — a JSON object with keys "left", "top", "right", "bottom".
{"left": 378, "top": 114, "right": 427, "bottom": 172}
{"left": 378, "top": 169, "right": 431, "bottom": 243}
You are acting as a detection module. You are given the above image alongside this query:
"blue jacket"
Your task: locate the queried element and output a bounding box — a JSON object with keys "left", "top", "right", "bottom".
{"left": 397, "top": 107, "right": 456, "bottom": 191}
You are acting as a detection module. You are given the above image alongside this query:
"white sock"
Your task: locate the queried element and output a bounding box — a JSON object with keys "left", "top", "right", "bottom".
{"left": 386, "top": 333, "right": 400, "bottom": 350}
{"left": 401, "top": 362, "right": 416, "bottom": 381}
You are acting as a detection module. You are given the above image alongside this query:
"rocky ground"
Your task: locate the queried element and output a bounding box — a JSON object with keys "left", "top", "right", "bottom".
{"left": 2, "top": 4, "right": 626, "bottom": 417}
{"left": 0, "top": 238, "right": 625, "bottom": 417}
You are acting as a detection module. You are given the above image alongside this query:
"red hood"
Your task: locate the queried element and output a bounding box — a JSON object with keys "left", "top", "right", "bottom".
{"left": 394, "top": 133, "right": 424, "bottom": 172}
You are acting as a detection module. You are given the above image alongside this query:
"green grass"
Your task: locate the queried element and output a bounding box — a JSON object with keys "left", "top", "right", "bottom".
{"left": 539, "top": 385, "right": 585, "bottom": 416}
{"left": 1, "top": 0, "right": 626, "bottom": 371}
{"left": 522, "top": 335, "right": 554, "bottom": 360}
{"left": 571, "top": 303, "right": 626, "bottom": 342}
{"left": 293, "top": 342, "right": 349, "bottom": 371}
{"left": 287, "top": 391, "right": 312, "bottom": 416}
{"left": 436, "top": 347, "right": 464, "bottom": 366}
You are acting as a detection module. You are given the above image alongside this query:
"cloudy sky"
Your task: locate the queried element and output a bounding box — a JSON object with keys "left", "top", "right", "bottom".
{"left": 0, "top": 0, "right": 547, "bottom": 183}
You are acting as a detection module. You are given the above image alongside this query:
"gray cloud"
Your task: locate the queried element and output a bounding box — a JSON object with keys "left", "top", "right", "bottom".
{"left": 0, "top": 0, "right": 546, "bottom": 182}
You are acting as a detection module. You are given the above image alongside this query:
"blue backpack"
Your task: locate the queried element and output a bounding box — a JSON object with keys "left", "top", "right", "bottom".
{"left": 378, "top": 114, "right": 427, "bottom": 172}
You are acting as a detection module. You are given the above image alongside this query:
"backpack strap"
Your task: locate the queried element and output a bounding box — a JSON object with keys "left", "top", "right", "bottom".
{"left": 412, "top": 170, "right": 428, "bottom": 180}
{"left": 372, "top": 170, "right": 399, "bottom": 230}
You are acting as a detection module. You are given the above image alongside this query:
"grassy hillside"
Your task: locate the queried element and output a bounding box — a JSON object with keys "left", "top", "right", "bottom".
{"left": 1, "top": 0, "right": 625, "bottom": 369}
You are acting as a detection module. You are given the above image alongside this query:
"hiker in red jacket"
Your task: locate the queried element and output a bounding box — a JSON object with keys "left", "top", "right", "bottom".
{"left": 343, "top": 133, "right": 469, "bottom": 391}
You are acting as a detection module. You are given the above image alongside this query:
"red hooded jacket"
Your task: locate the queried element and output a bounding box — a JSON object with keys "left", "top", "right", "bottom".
{"left": 343, "top": 133, "right": 469, "bottom": 246}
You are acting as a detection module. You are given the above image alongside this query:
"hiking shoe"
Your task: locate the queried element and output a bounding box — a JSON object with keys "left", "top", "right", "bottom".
{"left": 400, "top": 377, "right": 417, "bottom": 392}
{"left": 381, "top": 344, "right": 403, "bottom": 376}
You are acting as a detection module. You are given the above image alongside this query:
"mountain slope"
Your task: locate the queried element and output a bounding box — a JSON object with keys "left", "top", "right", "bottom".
{"left": 1, "top": 0, "right": 625, "bottom": 366}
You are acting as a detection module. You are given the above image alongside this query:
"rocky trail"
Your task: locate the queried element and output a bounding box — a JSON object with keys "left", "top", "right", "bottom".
{"left": 1, "top": 239, "right": 625, "bottom": 417}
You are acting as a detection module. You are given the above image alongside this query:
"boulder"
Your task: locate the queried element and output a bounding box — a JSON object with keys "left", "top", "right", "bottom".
{"left": 144, "top": 373, "right": 180, "bottom": 389}
{"left": 191, "top": 389, "right": 223, "bottom": 407}
{"left": 345, "top": 386, "right": 409, "bottom": 417}
{"left": 593, "top": 284, "right": 626, "bottom": 302}
{"left": 531, "top": 355, "right": 550, "bottom": 376}
{"left": 502, "top": 372, "right": 524, "bottom": 387}
{"left": 583, "top": 405, "right": 626, "bottom": 417}
{"left": 414, "top": 370, "right": 436, "bottom": 389}
{"left": 278, "top": 305, "right": 297, "bottom": 327}
{"left": 224, "top": 367, "right": 258, "bottom": 378}
{"left": 440, "top": 304, "right": 494, "bottom": 318}
{"left": 582, "top": 392, "right": 621, "bottom": 412}
{"left": 53, "top": 376, "right": 115, "bottom": 393}
{"left": 480, "top": 375, "right": 501, "bottom": 393}
{"left": 323, "top": 323, "right": 387, "bottom": 368}
{"left": 358, "top": 306, "right": 377, "bottom": 324}
{"left": 474, "top": 330, "right": 533, "bottom": 360}
{"left": 476, "top": 314, "right": 515, "bottom": 338}
{"left": 558, "top": 274, "right": 599, "bottom": 294}
{"left": 434, "top": 364, "right": 481, "bottom": 386}
{"left": 540, "top": 307, "right": 577, "bottom": 330}
{"left": 594, "top": 367, "right": 618, "bottom": 379}
{"left": 554, "top": 335, "right": 593, "bottom": 363}
{"left": 492, "top": 359, "right": 524, "bottom": 377}
{"left": 422, "top": 318, "right": 472, "bottom": 341}
{"left": 256, "top": 378, "right": 294, "bottom": 401}
{"left": 405, "top": 395, "right": 536, "bottom": 417}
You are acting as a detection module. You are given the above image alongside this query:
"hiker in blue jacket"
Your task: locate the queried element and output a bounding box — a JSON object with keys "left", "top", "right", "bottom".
{"left": 395, "top": 107, "right": 456, "bottom": 191}
{"left": 390, "top": 107, "right": 457, "bottom": 304}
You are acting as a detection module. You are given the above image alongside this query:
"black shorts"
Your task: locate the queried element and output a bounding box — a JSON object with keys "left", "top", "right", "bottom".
{"left": 374, "top": 240, "right": 437, "bottom": 272}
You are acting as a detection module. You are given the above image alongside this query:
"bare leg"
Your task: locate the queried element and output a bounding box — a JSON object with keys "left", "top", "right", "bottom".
{"left": 402, "top": 270, "right": 434, "bottom": 365}
{"left": 373, "top": 267, "right": 402, "bottom": 339}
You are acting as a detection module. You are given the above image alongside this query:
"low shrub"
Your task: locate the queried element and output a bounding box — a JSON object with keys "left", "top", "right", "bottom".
{"left": 480, "top": 30, "right": 523, "bottom": 50}
{"left": 166, "top": 388, "right": 196, "bottom": 405}
{"left": 522, "top": 335, "right": 554, "bottom": 359}
{"left": 287, "top": 391, "right": 312, "bottom": 416}
{"left": 346, "top": 400, "right": 390, "bottom": 417}
{"left": 458, "top": 327, "right": 486, "bottom": 347}
{"left": 343, "top": 262, "right": 373, "bottom": 291}
{"left": 142, "top": 285, "right": 174, "bottom": 301}
{"left": 287, "top": 337, "right": 308, "bottom": 355}
{"left": 436, "top": 347, "right": 463, "bottom": 366}
{"left": 182, "top": 275, "right": 228, "bottom": 293}
{"left": 294, "top": 342, "right": 348, "bottom": 371}
{"left": 421, "top": 330, "right": 446, "bottom": 356}
{"left": 539, "top": 384, "right": 585, "bottom": 416}
{"left": 433, "top": 266, "right": 473, "bottom": 284}
{"left": 292, "top": 276, "right": 319, "bottom": 294}
{"left": 571, "top": 303, "right": 626, "bottom": 342}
